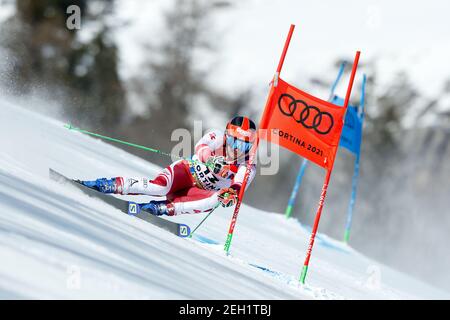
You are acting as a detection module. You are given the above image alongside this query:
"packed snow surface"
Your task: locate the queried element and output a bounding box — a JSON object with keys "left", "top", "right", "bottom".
{"left": 0, "top": 100, "right": 448, "bottom": 299}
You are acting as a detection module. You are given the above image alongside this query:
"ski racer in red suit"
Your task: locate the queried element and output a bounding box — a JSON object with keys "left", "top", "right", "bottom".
{"left": 81, "top": 116, "right": 257, "bottom": 216}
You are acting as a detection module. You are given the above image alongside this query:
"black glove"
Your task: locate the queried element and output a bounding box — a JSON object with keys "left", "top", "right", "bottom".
{"left": 218, "top": 188, "right": 238, "bottom": 208}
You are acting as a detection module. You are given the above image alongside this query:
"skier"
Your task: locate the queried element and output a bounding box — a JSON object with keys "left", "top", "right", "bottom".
{"left": 81, "top": 116, "right": 257, "bottom": 217}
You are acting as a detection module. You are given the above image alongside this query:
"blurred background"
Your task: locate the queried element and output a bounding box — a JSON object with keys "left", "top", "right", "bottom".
{"left": 0, "top": 0, "right": 449, "bottom": 291}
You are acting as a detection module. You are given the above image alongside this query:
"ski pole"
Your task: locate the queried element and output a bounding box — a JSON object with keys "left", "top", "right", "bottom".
{"left": 64, "top": 124, "right": 215, "bottom": 171}
{"left": 189, "top": 203, "right": 220, "bottom": 238}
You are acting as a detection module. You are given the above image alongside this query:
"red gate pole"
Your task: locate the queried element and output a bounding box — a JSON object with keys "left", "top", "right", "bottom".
{"left": 224, "top": 24, "right": 296, "bottom": 254}
{"left": 223, "top": 149, "right": 257, "bottom": 254}
{"left": 343, "top": 51, "right": 361, "bottom": 108}
{"left": 299, "top": 50, "right": 361, "bottom": 284}
{"left": 277, "top": 24, "right": 295, "bottom": 73}
{"left": 260, "top": 24, "right": 295, "bottom": 129}
{"left": 299, "top": 169, "right": 331, "bottom": 283}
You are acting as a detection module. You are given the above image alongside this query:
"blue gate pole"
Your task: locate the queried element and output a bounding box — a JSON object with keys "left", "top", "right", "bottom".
{"left": 285, "top": 62, "right": 347, "bottom": 219}
{"left": 343, "top": 74, "right": 366, "bottom": 243}
{"left": 328, "top": 61, "right": 347, "bottom": 101}
{"left": 343, "top": 153, "right": 360, "bottom": 243}
{"left": 285, "top": 158, "right": 309, "bottom": 219}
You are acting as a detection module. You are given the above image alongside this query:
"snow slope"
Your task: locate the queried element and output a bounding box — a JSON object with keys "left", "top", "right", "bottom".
{"left": 0, "top": 100, "right": 448, "bottom": 299}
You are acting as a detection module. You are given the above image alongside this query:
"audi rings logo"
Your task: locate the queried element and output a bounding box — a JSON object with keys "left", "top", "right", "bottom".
{"left": 278, "top": 94, "right": 334, "bottom": 135}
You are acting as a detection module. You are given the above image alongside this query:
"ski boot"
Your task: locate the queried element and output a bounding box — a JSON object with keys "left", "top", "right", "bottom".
{"left": 80, "top": 178, "right": 119, "bottom": 194}
{"left": 141, "top": 200, "right": 175, "bottom": 216}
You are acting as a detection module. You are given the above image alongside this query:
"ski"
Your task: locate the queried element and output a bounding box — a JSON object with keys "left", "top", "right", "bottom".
{"left": 49, "top": 168, "right": 191, "bottom": 237}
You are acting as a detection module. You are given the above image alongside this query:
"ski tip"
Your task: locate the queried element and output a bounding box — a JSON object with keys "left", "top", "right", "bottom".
{"left": 48, "top": 168, "right": 62, "bottom": 179}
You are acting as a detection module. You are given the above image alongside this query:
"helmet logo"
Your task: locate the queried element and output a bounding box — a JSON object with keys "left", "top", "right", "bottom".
{"left": 236, "top": 127, "right": 252, "bottom": 137}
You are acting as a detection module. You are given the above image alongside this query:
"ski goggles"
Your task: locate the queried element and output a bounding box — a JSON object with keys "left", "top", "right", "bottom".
{"left": 226, "top": 134, "right": 253, "bottom": 153}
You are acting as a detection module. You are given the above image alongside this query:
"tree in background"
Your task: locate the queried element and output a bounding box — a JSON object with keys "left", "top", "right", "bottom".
{"left": 0, "top": 0, "right": 125, "bottom": 131}
{"left": 118, "top": 0, "right": 252, "bottom": 166}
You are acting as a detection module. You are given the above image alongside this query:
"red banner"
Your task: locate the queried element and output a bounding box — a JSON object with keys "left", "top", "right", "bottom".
{"left": 259, "top": 78, "right": 347, "bottom": 170}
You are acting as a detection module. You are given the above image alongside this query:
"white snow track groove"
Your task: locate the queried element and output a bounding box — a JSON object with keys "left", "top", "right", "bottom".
{"left": 0, "top": 100, "right": 447, "bottom": 299}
